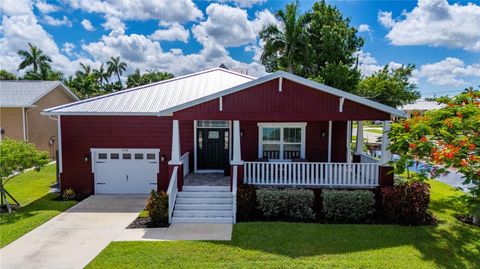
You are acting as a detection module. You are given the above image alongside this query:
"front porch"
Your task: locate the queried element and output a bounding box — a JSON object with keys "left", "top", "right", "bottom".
{"left": 184, "top": 173, "right": 230, "bottom": 186}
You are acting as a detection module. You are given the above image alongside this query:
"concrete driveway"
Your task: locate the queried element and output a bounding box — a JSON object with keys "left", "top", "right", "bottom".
{"left": 0, "top": 195, "right": 147, "bottom": 269}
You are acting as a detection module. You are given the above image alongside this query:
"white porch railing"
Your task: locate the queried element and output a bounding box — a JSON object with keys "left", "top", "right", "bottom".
{"left": 167, "top": 166, "right": 179, "bottom": 224}
{"left": 244, "top": 162, "right": 379, "bottom": 188}
{"left": 180, "top": 152, "right": 190, "bottom": 177}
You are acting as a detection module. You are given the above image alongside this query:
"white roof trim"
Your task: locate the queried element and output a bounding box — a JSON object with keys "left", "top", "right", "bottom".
{"left": 29, "top": 82, "right": 79, "bottom": 105}
{"left": 44, "top": 67, "right": 254, "bottom": 115}
{"left": 158, "top": 71, "right": 406, "bottom": 117}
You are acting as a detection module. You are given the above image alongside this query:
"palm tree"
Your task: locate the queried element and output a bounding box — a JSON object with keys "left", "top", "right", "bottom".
{"left": 17, "top": 43, "right": 52, "bottom": 75}
{"left": 106, "top": 56, "right": 127, "bottom": 89}
{"left": 93, "top": 63, "right": 109, "bottom": 86}
{"left": 259, "top": 1, "right": 307, "bottom": 74}
{"left": 75, "top": 63, "right": 92, "bottom": 78}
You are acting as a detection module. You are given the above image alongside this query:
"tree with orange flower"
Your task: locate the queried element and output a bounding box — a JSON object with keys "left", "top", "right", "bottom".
{"left": 389, "top": 88, "right": 480, "bottom": 224}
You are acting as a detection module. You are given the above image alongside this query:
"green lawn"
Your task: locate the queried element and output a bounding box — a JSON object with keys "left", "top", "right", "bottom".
{"left": 364, "top": 128, "right": 384, "bottom": 134}
{"left": 0, "top": 164, "right": 77, "bottom": 247}
{"left": 88, "top": 180, "right": 479, "bottom": 269}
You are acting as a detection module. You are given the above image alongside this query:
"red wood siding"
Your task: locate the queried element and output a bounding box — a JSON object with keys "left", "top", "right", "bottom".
{"left": 174, "top": 79, "right": 390, "bottom": 121}
{"left": 60, "top": 116, "right": 193, "bottom": 194}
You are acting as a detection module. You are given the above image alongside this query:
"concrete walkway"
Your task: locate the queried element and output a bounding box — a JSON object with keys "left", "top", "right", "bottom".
{"left": 115, "top": 223, "right": 233, "bottom": 241}
{"left": 0, "top": 195, "right": 148, "bottom": 269}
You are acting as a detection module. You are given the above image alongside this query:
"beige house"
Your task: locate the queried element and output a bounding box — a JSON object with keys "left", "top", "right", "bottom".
{"left": 0, "top": 81, "right": 78, "bottom": 157}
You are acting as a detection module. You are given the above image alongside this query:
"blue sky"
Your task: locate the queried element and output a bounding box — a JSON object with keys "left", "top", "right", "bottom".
{"left": 1, "top": 0, "right": 479, "bottom": 98}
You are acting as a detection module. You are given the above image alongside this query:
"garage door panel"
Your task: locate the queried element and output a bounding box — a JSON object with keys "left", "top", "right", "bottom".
{"left": 92, "top": 149, "right": 160, "bottom": 194}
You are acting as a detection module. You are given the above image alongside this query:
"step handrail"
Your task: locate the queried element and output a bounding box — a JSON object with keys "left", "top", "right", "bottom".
{"left": 167, "top": 166, "right": 179, "bottom": 224}
{"left": 232, "top": 166, "right": 238, "bottom": 224}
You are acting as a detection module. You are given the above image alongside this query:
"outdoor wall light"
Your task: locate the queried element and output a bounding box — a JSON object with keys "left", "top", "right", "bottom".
{"left": 321, "top": 130, "right": 326, "bottom": 137}
{"left": 84, "top": 155, "right": 90, "bottom": 162}
{"left": 240, "top": 129, "right": 244, "bottom": 137}
{"left": 0, "top": 128, "right": 4, "bottom": 135}
{"left": 161, "top": 154, "right": 166, "bottom": 162}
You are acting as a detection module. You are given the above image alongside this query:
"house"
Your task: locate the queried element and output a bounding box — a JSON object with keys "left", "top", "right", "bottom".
{"left": 400, "top": 99, "right": 445, "bottom": 118}
{"left": 43, "top": 67, "right": 405, "bottom": 223}
{"left": 0, "top": 81, "right": 79, "bottom": 157}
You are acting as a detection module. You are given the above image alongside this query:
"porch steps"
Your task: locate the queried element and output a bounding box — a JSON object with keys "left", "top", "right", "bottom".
{"left": 171, "top": 186, "right": 234, "bottom": 224}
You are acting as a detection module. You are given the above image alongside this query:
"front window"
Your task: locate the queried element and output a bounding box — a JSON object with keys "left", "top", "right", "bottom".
{"left": 259, "top": 123, "right": 306, "bottom": 160}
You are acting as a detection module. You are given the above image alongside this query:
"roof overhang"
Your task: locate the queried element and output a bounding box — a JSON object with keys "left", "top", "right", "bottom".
{"left": 158, "top": 71, "right": 407, "bottom": 118}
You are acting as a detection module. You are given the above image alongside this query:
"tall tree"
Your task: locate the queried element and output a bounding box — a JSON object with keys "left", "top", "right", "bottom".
{"left": 107, "top": 56, "right": 127, "bottom": 89}
{"left": 259, "top": 1, "right": 307, "bottom": 74}
{"left": 356, "top": 64, "right": 420, "bottom": 107}
{"left": 126, "top": 69, "right": 174, "bottom": 88}
{"left": 17, "top": 43, "right": 52, "bottom": 79}
{"left": 93, "top": 63, "right": 109, "bottom": 86}
{"left": 75, "top": 63, "right": 92, "bottom": 78}
{"left": 0, "top": 70, "right": 16, "bottom": 80}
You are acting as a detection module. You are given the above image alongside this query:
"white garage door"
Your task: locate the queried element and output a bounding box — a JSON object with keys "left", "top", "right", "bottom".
{"left": 92, "top": 148, "right": 160, "bottom": 194}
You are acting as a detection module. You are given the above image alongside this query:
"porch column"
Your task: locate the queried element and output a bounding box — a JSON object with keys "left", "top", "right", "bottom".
{"left": 346, "top": 121, "right": 352, "bottom": 163}
{"left": 327, "top": 121, "right": 332, "bottom": 162}
{"left": 232, "top": 120, "right": 242, "bottom": 164}
{"left": 169, "top": 120, "right": 181, "bottom": 165}
{"left": 380, "top": 120, "right": 392, "bottom": 164}
{"left": 355, "top": 121, "right": 364, "bottom": 154}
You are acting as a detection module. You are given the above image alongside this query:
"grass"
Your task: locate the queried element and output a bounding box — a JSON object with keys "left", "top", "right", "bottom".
{"left": 0, "top": 164, "right": 77, "bottom": 247}
{"left": 87, "top": 180, "right": 479, "bottom": 269}
{"left": 364, "top": 128, "right": 384, "bottom": 134}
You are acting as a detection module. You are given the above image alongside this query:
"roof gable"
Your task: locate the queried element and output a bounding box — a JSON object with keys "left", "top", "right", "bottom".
{"left": 0, "top": 81, "right": 78, "bottom": 107}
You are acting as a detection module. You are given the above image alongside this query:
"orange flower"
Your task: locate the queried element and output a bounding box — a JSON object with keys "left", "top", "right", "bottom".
{"left": 468, "top": 155, "right": 477, "bottom": 161}
{"left": 420, "top": 136, "right": 427, "bottom": 142}
{"left": 409, "top": 143, "right": 417, "bottom": 149}
{"left": 456, "top": 112, "right": 463, "bottom": 118}
{"left": 404, "top": 122, "right": 410, "bottom": 132}
{"left": 460, "top": 159, "right": 469, "bottom": 167}
{"left": 469, "top": 144, "right": 476, "bottom": 150}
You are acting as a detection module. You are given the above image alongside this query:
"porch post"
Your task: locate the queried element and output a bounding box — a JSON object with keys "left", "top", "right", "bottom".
{"left": 232, "top": 120, "right": 242, "bottom": 164}
{"left": 327, "top": 121, "right": 332, "bottom": 162}
{"left": 380, "top": 120, "right": 392, "bottom": 164}
{"left": 355, "top": 121, "right": 364, "bottom": 154}
{"left": 346, "top": 121, "right": 352, "bottom": 163}
{"left": 169, "top": 120, "right": 181, "bottom": 165}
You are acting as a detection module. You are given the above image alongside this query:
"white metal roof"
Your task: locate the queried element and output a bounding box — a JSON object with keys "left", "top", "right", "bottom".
{"left": 400, "top": 100, "right": 445, "bottom": 111}
{"left": 44, "top": 68, "right": 254, "bottom": 115}
{"left": 0, "top": 81, "right": 78, "bottom": 107}
{"left": 159, "top": 71, "right": 406, "bottom": 117}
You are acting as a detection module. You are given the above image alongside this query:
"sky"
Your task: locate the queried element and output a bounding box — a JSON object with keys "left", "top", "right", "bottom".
{"left": 1, "top": 0, "right": 479, "bottom": 98}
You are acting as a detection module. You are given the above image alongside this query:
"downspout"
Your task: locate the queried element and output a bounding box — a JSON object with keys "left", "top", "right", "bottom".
{"left": 48, "top": 115, "right": 62, "bottom": 191}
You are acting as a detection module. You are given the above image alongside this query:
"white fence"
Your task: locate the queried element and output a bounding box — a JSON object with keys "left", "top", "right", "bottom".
{"left": 244, "top": 162, "right": 379, "bottom": 188}
{"left": 180, "top": 152, "right": 190, "bottom": 177}
{"left": 166, "top": 166, "right": 179, "bottom": 224}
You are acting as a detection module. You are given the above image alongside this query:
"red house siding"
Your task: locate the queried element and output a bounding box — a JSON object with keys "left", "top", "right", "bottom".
{"left": 174, "top": 79, "right": 390, "bottom": 121}
{"left": 60, "top": 116, "right": 193, "bottom": 194}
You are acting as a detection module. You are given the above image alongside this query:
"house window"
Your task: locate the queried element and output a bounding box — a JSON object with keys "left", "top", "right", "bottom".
{"left": 197, "top": 120, "right": 229, "bottom": 128}
{"left": 258, "top": 123, "right": 306, "bottom": 160}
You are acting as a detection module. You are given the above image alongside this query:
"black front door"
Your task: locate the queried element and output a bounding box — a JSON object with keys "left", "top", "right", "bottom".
{"left": 197, "top": 128, "right": 229, "bottom": 170}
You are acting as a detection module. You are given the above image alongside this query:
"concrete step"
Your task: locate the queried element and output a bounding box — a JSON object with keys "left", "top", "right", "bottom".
{"left": 171, "top": 216, "right": 233, "bottom": 224}
{"left": 173, "top": 210, "right": 233, "bottom": 218}
{"left": 177, "top": 191, "right": 232, "bottom": 198}
{"left": 182, "top": 186, "right": 230, "bottom": 192}
{"left": 176, "top": 197, "right": 233, "bottom": 204}
{"left": 175, "top": 204, "right": 232, "bottom": 211}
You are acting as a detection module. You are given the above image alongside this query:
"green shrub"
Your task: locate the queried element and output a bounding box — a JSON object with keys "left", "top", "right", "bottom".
{"left": 322, "top": 190, "right": 375, "bottom": 223}
{"left": 62, "top": 188, "right": 76, "bottom": 200}
{"left": 237, "top": 184, "right": 259, "bottom": 221}
{"left": 145, "top": 190, "right": 168, "bottom": 226}
{"left": 256, "top": 188, "right": 315, "bottom": 220}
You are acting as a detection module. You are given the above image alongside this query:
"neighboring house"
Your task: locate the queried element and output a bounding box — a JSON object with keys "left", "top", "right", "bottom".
{"left": 44, "top": 67, "right": 405, "bottom": 223}
{"left": 400, "top": 99, "right": 445, "bottom": 118}
{"left": 0, "top": 81, "right": 79, "bottom": 157}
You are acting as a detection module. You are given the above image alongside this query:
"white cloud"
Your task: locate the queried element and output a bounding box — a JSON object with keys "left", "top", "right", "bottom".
{"left": 43, "top": 15, "right": 72, "bottom": 27}
{"left": 35, "top": 0, "right": 60, "bottom": 14}
{"left": 378, "top": 11, "right": 395, "bottom": 28}
{"left": 81, "top": 19, "right": 95, "bottom": 31}
{"left": 355, "top": 50, "right": 382, "bottom": 76}
{"left": 149, "top": 22, "right": 189, "bottom": 43}
{"left": 101, "top": 16, "right": 125, "bottom": 36}
{"left": 0, "top": 0, "right": 33, "bottom": 16}
{"left": 192, "top": 4, "right": 277, "bottom": 48}
{"left": 220, "top": 0, "right": 267, "bottom": 8}
{"left": 418, "top": 57, "right": 480, "bottom": 86}
{"left": 62, "top": 42, "right": 75, "bottom": 56}
{"left": 358, "top": 24, "right": 371, "bottom": 33}
{"left": 383, "top": 0, "right": 480, "bottom": 51}
{"left": 65, "top": 0, "right": 203, "bottom": 23}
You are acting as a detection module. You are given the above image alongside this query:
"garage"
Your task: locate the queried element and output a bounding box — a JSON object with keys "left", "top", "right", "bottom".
{"left": 91, "top": 148, "right": 160, "bottom": 194}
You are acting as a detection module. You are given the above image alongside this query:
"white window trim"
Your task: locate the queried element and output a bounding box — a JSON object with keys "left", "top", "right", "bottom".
{"left": 257, "top": 122, "right": 307, "bottom": 160}
{"left": 194, "top": 120, "right": 232, "bottom": 173}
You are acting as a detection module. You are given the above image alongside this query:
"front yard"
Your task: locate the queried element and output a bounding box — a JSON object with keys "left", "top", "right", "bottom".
{"left": 0, "top": 164, "right": 77, "bottom": 247}
{"left": 87, "top": 180, "right": 479, "bottom": 269}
